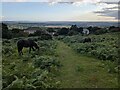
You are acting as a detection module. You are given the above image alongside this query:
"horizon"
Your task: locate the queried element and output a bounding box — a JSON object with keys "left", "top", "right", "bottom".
{"left": 3, "top": 20, "right": 119, "bottom": 28}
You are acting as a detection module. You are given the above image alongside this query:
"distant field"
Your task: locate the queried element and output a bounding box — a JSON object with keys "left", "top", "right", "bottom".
{"left": 44, "top": 25, "right": 70, "bottom": 28}
{"left": 4, "top": 21, "right": 118, "bottom": 29}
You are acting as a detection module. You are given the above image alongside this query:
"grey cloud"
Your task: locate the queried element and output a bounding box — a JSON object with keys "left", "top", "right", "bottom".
{"left": 104, "top": 6, "right": 118, "bottom": 10}
{"left": 94, "top": 9, "right": 119, "bottom": 19}
{"left": 99, "top": 2, "right": 118, "bottom": 4}
{"left": 93, "top": 0, "right": 119, "bottom": 20}
{"left": 99, "top": 0, "right": 119, "bottom": 4}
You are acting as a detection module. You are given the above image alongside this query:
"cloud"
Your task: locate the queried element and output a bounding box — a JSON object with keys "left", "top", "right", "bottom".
{"left": 94, "top": 8, "right": 119, "bottom": 19}
{"left": 2, "top": 0, "right": 44, "bottom": 2}
{"left": 104, "top": 6, "right": 118, "bottom": 10}
{"left": 99, "top": 0, "right": 119, "bottom": 4}
{"left": 100, "top": 2, "right": 118, "bottom": 4}
{"left": 2, "top": 0, "right": 26, "bottom": 2}
{"left": 46, "top": 0, "right": 102, "bottom": 5}
{"left": 93, "top": 0, "right": 119, "bottom": 20}
{"left": 1, "top": 0, "right": 101, "bottom": 3}
{"left": 1, "top": 0, "right": 119, "bottom": 6}
{"left": 52, "top": 0, "right": 118, "bottom": 21}
{"left": 1, "top": 0, "right": 119, "bottom": 4}
{"left": 0, "top": 16, "right": 4, "bottom": 21}
{"left": 1, "top": 0, "right": 102, "bottom": 6}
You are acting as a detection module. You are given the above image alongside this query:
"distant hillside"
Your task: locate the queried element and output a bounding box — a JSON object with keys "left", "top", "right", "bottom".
{"left": 2, "top": 21, "right": 119, "bottom": 29}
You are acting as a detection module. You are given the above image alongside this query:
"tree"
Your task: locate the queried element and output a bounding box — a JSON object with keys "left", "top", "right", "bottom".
{"left": 95, "top": 28, "right": 108, "bottom": 35}
{"left": 33, "top": 30, "right": 52, "bottom": 40}
{"left": 68, "top": 30, "right": 78, "bottom": 36}
{"left": 34, "top": 30, "right": 45, "bottom": 36}
{"left": 46, "top": 28, "right": 55, "bottom": 33}
{"left": 109, "top": 26, "right": 115, "bottom": 30}
{"left": 78, "top": 27, "right": 83, "bottom": 34}
{"left": 11, "top": 28, "right": 28, "bottom": 37}
{"left": 57, "top": 28, "right": 69, "bottom": 35}
{"left": 87, "top": 26, "right": 101, "bottom": 34}
{"left": 109, "top": 26, "right": 120, "bottom": 32}
{"left": 12, "top": 28, "right": 21, "bottom": 33}
{"left": 70, "top": 25, "right": 78, "bottom": 31}
{"left": 2, "top": 23, "right": 12, "bottom": 39}
{"left": 69, "top": 25, "right": 80, "bottom": 35}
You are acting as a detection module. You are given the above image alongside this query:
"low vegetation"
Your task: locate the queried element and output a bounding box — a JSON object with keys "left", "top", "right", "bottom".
{"left": 61, "top": 33, "right": 119, "bottom": 61}
{"left": 1, "top": 23, "right": 120, "bottom": 89}
{"left": 2, "top": 39, "right": 61, "bottom": 89}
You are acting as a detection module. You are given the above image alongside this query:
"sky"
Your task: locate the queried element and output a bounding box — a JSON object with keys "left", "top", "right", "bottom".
{"left": 0, "top": 0, "right": 119, "bottom": 22}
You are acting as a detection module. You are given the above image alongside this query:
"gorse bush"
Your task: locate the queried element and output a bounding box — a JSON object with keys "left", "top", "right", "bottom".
{"left": 2, "top": 39, "right": 11, "bottom": 44}
{"left": 101, "top": 61, "right": 119, "bottom": 73}
{"left": 33, "top": 56, "right": 61, "bottom": 71}
{"left": 72, "top": 43, "right": 119, "bottom": 61}
{"left": 2, "top": 46, "right": 15, "bottom": 57}
{"left": 3, "top": 69, "right": 60, "bottom": 89}
{"left": 37, "top": 40, "right": 57, "bottom": 55}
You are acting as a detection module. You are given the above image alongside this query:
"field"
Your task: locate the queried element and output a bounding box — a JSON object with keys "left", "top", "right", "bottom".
{"left": 2, "top": 32, "right": 119, "bottom": 89}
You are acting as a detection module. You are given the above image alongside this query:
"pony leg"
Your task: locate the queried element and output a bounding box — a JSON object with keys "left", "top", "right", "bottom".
{"left": 18, "top": 47, "right": 23, "bottom": 55}
{"left": 18, "top": 48, "right": 21, "bottom": 55}
{"left": 19, "top": 52, "right": 21, "bottom": 56}
{"left": 20, "top": 47, "right": 23, "bottom": 55}
{"left": 32, "top": 47, "right": 35, "bottom": 51}
{"left": 29, "top": 47, "right": 31, "bottom": 53}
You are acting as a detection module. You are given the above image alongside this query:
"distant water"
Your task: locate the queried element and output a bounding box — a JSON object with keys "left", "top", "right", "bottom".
{"left": 3, "top": 21, "right": 119, "bottom": 27}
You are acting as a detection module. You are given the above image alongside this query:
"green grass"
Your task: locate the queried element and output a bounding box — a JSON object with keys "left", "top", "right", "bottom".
{"left": 56, "top": 41, "right": 118, "bottom": 88}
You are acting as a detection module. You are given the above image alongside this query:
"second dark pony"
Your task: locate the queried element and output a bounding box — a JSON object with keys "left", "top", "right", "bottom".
{"left": 17, "top": 39, "right": 39, "bottom": 55}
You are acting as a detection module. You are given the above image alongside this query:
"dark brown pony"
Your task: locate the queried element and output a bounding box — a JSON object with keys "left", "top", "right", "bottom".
{"left": 17, "top": 39, "right": 39, "bottom": 55}
{"left": 83, "top": 37, "right": 91, "bottom": 43}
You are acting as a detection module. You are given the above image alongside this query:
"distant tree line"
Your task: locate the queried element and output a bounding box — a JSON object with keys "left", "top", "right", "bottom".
{"left": 55, "top": 25, "right": 120, "bottom": 36}
{"left": 2, "top": 23, "right": 29, "bottom": 39}
{"left": 2, "top": 23, "right": 12, "bottom": 39}
{"left": 2, "top": 23, "right": 53, "bottom": 40}
{"left": 28, "top": 29, "right": 52, "bottom": 40}
{"left": 2, "top": 23, "right": 120, "bottom": 39}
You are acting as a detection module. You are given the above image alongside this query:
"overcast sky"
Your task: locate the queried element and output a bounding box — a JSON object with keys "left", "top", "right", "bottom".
{"left": 1, "top": 0, "right": 119, "bottom": 22}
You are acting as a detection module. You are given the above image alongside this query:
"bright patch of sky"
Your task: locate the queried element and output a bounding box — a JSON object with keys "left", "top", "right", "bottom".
{"left": 0, "top": 3, "right": 2, "bottom": 20}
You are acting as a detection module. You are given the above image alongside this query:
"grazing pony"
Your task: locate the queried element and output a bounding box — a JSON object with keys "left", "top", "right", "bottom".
{"left": 83, "top": 37, "right": 91, "bottom": 43}
{"left": 17, "top": 39, "right": 39, "bottom": 55}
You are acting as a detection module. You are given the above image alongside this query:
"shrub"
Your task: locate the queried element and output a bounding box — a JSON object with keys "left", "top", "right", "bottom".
{"left": 62, "top": 33, "right": 119, "bottom": 62}
{"left": 33, "top": 56, "right": 61, "bottom": 71}
{"left": 57, "top": 28, "right": 69, "bottom": 35}
{"left": 2, "top": 46, "right": 15, "bottom": 57}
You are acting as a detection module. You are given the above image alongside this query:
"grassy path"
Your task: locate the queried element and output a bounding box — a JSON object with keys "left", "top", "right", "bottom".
{"left": 56, "top": 41, "right": 118, "bottom": 88}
